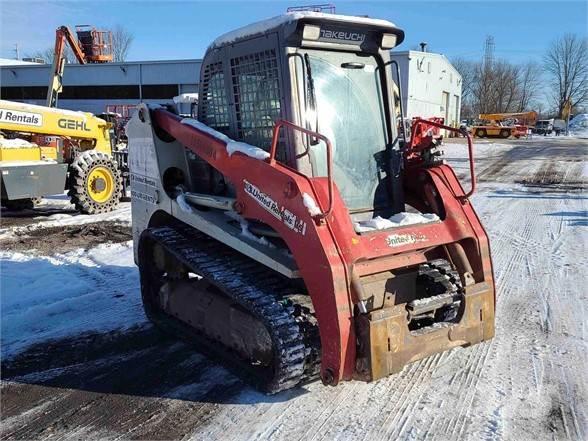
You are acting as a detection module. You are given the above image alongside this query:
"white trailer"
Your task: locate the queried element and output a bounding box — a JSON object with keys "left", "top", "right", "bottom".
{"left": 391, "top": 50, "right": 462, "bottom": 131}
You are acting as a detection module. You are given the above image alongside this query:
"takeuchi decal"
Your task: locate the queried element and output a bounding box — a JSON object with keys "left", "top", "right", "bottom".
{"left": 243, "top": 179, "right": 307, "bottom": 236}
{"left": 320, "top": 29, "right": 366, "bottom": 43}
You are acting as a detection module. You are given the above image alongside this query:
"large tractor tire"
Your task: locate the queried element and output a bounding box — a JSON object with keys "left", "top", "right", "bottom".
{"left": 499, "top": 129, "right": 510, "bottom": 138}
{"left": 68, "top": 150, "right": 122, "bottom": 214}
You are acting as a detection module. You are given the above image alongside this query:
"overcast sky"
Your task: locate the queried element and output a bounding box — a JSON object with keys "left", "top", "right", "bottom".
{"left": 1, "top": 0, "right": 586, "bottom": 64}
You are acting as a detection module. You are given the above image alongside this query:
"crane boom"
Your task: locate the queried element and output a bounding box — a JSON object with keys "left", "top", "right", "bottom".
{"left": 46, "top": 25, "right": 113, "bottom": 108}
{"left": 46, "top": 27, "right": 86, "bottom": 108}
{"left": 478, "top": 111, "right": 537, "bottom": 123}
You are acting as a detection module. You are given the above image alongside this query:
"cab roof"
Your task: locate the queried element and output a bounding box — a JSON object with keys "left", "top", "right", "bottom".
{"left": 208, "top": 11, "right": 405, "bottom": 50}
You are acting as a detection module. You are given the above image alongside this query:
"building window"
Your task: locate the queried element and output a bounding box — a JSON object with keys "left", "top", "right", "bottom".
{"left": 141, "top": 84, "right": 178, "bottom": 99}
{"left": 1, "top": 86, "right": 47, "bottom": 100}
{"left": 230, "top": 49, "right": 281, "bottom": 150}
{"left": 1, "top": 85, "right": 141, "bottom": 100}
{"left": 200, "top": 62, "right": 230, "bottom": 133}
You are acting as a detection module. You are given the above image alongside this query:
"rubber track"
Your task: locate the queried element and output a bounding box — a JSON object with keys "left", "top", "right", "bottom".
{"left": 141, "top": 225, "right": 321, "bottom": 393}
{"left": 417, "top": 258, "right": 464, "bottom": 295}
{"left": 414, "top": 259, "right": 464, "bottom": 324}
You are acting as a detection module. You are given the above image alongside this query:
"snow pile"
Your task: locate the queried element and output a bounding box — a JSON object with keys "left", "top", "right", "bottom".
{"left": 0, "top": 160, "right": 57, "bottom": 167}
{"left": 302, "top": 193, "right": 322, "bottom": 217}
{"left": 175, "top": 187, "right": 194, "bottom": 214}
{"left": 209, "top": 11, "right": 398, "bottom": 50}
{"left": 0, "top": 138, "right": 35, "bottom": 148}
{"left": 0, "top": 242, "right": 144, "bottom": 359}
{"left": 182, "top": 118, "right": 231, "bottom": 142}
{"left": 568, "top": 113, "right": 588, "bottom": 138}
{"left": 226, "top": 141, "right": 270, "bottom": 160}
{"left": 181, "top": 118, "right": 270, "bottom": 160}
{"left": 354, "top": 212, "right": 440, "bottom": 233}
{"left": 224, "top": 211, "right": 275, "bottom": 248}
{"left": 239, "top": 221, "right": 275, "bottom": 248}
{"left": 173, "top": 93, "right": 199, "bottom": 104}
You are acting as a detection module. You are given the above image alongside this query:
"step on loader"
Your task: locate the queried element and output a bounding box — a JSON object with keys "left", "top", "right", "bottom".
{"left": 127, "top": 11, "right": 495, "bottom": 393}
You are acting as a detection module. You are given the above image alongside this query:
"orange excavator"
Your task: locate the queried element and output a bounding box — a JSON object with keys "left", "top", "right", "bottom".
{"left": 46, "top": 25, "right": 113, "bottom": 108}
{"left": 472, "top": 111, "right": 537, "bottom": 138}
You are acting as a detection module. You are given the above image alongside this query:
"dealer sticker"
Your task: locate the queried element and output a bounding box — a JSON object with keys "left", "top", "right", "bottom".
{"left": 0, "top": 108, "right": 43, "bottom": 127}
{"left": 386, "top": 233, "right": 427, "bottom": 248}
{"left": 243, "top": 179, "right": 307, "bottom": 236}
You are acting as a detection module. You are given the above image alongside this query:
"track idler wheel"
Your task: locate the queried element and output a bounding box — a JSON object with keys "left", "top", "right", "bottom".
{"left": 68, "top": 150, "right": 122, "bottom": 214}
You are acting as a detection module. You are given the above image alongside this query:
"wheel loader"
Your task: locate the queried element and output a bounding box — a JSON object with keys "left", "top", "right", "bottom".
{"left": 127, "top": 11, "right": 496, "bottom": 393}
{"left": 0, "top": 100, "right": 123, "bottom": 213}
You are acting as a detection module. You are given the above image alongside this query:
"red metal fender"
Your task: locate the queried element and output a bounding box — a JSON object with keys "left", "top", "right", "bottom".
{"left": 151, "top": 109, "right": 356, "bottom": 384}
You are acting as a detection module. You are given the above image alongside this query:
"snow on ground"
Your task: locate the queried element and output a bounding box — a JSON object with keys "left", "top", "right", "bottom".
{"left": 0, "top": 241, "right": 144, "bottom": 359}
{"left": 0, "top": 193, "right": 130, "bottom": 240}
{"left": 569, "top": 113, "right": 588, "bottom": 138}
{"left": 185, "top": 179, "right": 587, "bottom": 441}
{"left": 0, "top": 136, "right": 586, "bottom": 440}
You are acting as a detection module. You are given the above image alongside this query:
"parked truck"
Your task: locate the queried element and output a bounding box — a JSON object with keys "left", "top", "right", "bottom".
{"left": 533, "top": 119, "right": 566, "bottom": 136}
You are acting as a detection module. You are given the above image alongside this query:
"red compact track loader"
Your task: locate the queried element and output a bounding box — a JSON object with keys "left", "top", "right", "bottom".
{"left": 127, "top": 12, "right": 495, "bottom": 393}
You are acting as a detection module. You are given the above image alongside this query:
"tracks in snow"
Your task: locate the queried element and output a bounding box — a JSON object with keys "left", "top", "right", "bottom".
{"left": 1, "top": 138, "right": 586, "bottom": 440}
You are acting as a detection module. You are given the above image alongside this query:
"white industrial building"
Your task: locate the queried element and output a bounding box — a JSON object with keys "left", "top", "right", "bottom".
{"left": 1, "top": 51, "right": 461, "bottom": 127}
{"left": 0, "top": 59, "right": 202, "bottom": 115}
{"left": 391, "top": 50, "right": 462, "bottom": 128}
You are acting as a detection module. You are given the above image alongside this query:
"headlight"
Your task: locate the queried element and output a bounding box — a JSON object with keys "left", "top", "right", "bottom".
{"left": 381, "top": 33, "right": 398, "bottom": 49}
{"left": 302, "top": 25, "right": 321, "bottom": 41}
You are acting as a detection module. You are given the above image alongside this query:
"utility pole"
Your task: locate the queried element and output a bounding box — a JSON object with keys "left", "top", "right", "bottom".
{"left": 483, "top": 35, "right": 494, "bottom": 71}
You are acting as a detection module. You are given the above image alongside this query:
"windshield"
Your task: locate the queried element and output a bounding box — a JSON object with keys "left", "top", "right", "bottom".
{"left": 296, "top": 49, "right": 390, "bottom": 212}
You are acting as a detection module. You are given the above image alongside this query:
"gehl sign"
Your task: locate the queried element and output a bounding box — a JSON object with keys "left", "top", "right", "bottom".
{"left": 58, "top": 118, "right": 91, "bottom": 131}
{"left": 0, "top": 108, "right": 90, "bottom": 131}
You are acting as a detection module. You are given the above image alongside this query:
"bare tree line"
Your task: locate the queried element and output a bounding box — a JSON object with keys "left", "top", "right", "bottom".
{"left": 110, "top": 25, "right": 133, "bottom": 62}
{"left": 452, "top": 57, "right": 542, "bottom": 117}
{"left": 453, "top": 33, "right": 587, "bottom": 118}
{"left": 27, "top": 25, "right": 133, "bottom": 64}
{"left": 544, "top": 34, "right": 588, "bottom": 117}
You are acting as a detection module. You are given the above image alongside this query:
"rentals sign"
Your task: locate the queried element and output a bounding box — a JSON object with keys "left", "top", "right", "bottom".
{"left": 0, "top": 108, "right": 43, "bottom": 127}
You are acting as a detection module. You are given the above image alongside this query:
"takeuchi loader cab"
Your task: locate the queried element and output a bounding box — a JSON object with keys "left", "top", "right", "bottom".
{"left": 128, "top": 12, "right": 496, "bottom": 393}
